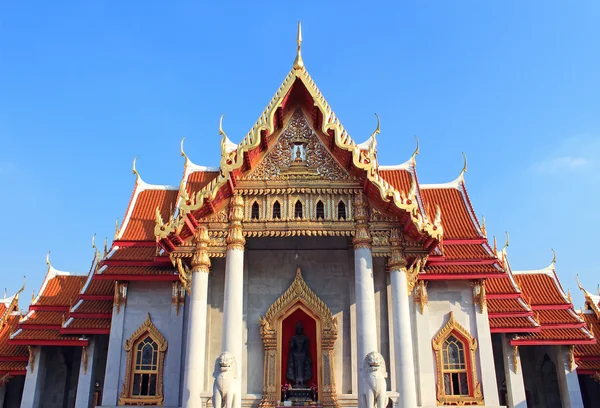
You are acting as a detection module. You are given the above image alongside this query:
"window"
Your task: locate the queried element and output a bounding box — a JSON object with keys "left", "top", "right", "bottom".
{"left": 316, "top": 201, "right": 325, "bottom": 220}
{"left": 294, "top": 201, "right": 303, "bottom": 219}
{"left": 119, "top": 314, "right": 167, "bottom": 406}
{"left": 251, "top": 202, "right": 260, "bottom": 220}
{"left": 442, "top": 335, "right": 469, "bottom": 396}
{"left": 337, "top": 201, "right": 346, "bottom": 220}
{"left": 273, "top": 201, "right": 281, "bottom": 219}
{"left": 432, "top": 312, "right": 483, "bottom": 405}
{"left": 132, "top": 336, "right": 159, "bottom": 397}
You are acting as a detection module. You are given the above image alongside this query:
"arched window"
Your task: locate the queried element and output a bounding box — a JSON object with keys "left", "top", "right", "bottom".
{"left": 337, "top": 201, "right": 346, "bottom": 220}
{"left": 251, "top": 202, "right": 260, "bottom": 220}
{"left": 442, "top": 335, "right": 468, "bottom": 396}
{"left": 119, "top": 314, "right": 167, "bottom": 406}
{"left": 432, "top": 312, "right": 483, "bottom": 405}
{"left": 316, "top": 201, "right": 325, "bottom": 220}
{"left": 294, "top": 200, "right": 303, "bottom": 219}
{"left": 272, "top": 201, "right": 281, "bottom": 219}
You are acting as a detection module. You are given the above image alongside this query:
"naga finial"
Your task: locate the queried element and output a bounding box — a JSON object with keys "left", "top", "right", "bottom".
{"left": 114, "top": 218, "right": 120, "bottom": 240}
{"left": 503, "top": 231, "right": 509, "bottom": 251}
{"left": 293, "top": 21, "right": 304, "bottom": 70}
{"left": 46, "top": 251, "right": 52, "bottom": 271}
{"left": 576, "top": 274, "right": 585, "bottom": 292}
{"left": 551, "top": 248, "right": 556, "bottom": 265}
{"left": 411, "top": 136, "right": 420, "bottom": 163}
{"left": 180, "top": 137, "right": 189, "bottom": 165}
{"left": 480, "top": 215, "right": 486, "bottom": 238}
{"left": 132, "top": 156, "right": 140, "bottom": 182}
{"left": 459, "top": 152, "right": 467, "bottom": 181}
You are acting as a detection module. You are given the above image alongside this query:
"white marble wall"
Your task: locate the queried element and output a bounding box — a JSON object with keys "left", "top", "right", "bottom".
{"left": 206, "top": 240, "right": 390, "bottom": 400}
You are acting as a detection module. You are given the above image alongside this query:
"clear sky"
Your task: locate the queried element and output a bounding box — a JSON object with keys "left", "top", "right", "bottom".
{"left": 0, "top": 2, "right": 598, "bottom": 307}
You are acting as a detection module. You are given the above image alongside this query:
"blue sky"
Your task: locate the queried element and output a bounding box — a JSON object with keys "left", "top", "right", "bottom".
{"left": 0, "top": 2, "right": 598, "bottom": 307}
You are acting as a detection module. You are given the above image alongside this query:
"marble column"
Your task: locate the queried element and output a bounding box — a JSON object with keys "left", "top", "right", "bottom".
{"left": 500, "top": 334, "right": 527, "bottom": 408}
{"left": 388, "top": 229, "right": 418, "bottom": 408}
{"left": 101, "top": 282, "right": 127, "bottom": 406}
{"left": 472, "top": 282, "right": 500, "bottom": 406}
{"left": 353, "top": 193, "right": 378, "bottom": 408}
{"left": 222, "top": 194, "right": 245, "bottom": 408}
{"left": 553, "top": 346, "right": 584, "bottom": 408}
{"left": 182, "top": 228, "right": 211, "bottom": 408}
{"left": 414, "top": 282, "right": 436, "bottom": 407}
{"left": 20, "top": 346, "right": 46, "bottom": 408}
{"left": 74, "top": 338, "right": 97, "bottom": 408}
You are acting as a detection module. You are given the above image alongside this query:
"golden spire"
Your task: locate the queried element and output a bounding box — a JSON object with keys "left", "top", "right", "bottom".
{"left": 480, "top": 215, "right": 487, "bottom": 237}
{"left": 293, "top": 21, "right": 304, "bottom": 70}
{"left": 411, "top": 136, "right": 420, "bottom": 164}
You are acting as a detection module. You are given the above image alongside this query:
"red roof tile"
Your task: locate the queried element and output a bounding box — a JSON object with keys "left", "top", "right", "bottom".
{"left": 120, "top": 188, "right": 178, "bottom": 241}
{"left": 421, "top": 186, "right": 481, "bottom": 239}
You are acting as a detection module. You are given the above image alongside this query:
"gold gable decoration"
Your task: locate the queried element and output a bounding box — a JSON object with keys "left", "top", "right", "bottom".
{"left": 259, "top": 267, "right": 338, "bottom": 408}
{"left": 243, "top": 109, "right": 352, "bottom": 182}
{"left": 432, "top": 312, "right": 484, "bottom": 406}
{"left": 119, "top": 314, "right": 168, "bottom": 406}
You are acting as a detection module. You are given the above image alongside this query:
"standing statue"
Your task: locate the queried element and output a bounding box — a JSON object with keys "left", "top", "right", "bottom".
{"left": 286, "top": 322, "right": 312, "bottom": 386}
{"left": 212, "top": 352, "right": 239, "bottom": 408}
{"left": 362, "top": 351, "right": 388, "bottom": 408}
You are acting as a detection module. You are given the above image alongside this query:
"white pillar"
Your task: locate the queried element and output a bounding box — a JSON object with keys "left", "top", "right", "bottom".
{"left": 389, "top": 268, "right": 418, "bottom": 408}
{"left": 102, "top": 282, "right": 127, "bottom": 406}
{"left": 221, "top": 194, "right": 245, "bottom": 408}
{"left": 473, "top": 288, "right": 500, "bottom": 407}
{"left": 500, "top": 334, "right": 527, "bottom": 408}
{"left": 414, "top": 283, "right": 436, "bottom": 407}
{"left": 553, "top": 346, "right": 584, "bottom": 408}
{"left": 74, "top": 338, "right": 97, "bottom": 408}
{"left": 20, "top": 346, "right": 46, "bottom": 408}
{"left": 353, "top": 193, "right": 377, "bottom": 408}
{"left": 183, "top": 229, "right": 211, "bottom": 408}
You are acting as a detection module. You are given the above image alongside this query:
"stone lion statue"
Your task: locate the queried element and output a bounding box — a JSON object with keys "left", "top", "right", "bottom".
{"left": 362, "top": 351, "right": 389, "bottom": 408}
{"left": 212, "top": 352, "right": 239, "bottom": 408}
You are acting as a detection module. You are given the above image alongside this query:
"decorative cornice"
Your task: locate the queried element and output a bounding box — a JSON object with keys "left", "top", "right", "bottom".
{"left": 226, "top": 194, "right": 246, "bottom": 251}
{"left": 353, "top": 193, "right": 372, "bottom": 250}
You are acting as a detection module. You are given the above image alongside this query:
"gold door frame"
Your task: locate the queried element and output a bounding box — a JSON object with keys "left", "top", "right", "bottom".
{"left": 259, "top": 267, "right": 338, "bottom": 408}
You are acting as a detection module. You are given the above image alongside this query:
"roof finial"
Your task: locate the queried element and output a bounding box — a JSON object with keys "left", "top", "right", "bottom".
{"left": 46, "top": 251, "right": 52, "bottom": 272}
{"left": 480, "top": 215, "right": 486, "bottom": 238}
{"left": 132, "top": 157, "right": 140, "bottom": 182}
{"left": 180, "top": 137, "right": 189, "bottom": 165}
{"left": 503, "top": 231, "right": 509, "bottom": 250}
{"left": 411, "top": 136, "right": 420, "bottom": 164}
{"left": 551, "top": 248, "right": 556, "bottom": 265}
{"left": 576, "top": 274, "right": 585, "bottom": 292}
{"left": 293, "top": 21, "right": 304, "bottom": 70}
{"left": 370, "top": 113, "right": 380, "bottom": 140}
{"left": 114, "top": 218, "right": 120, "bottom": 240}
{"left": 459, "top": 152, "right": 467, "bottom": 181}
{"left": 493, "top": 236, "right": 497, "bottom": 254}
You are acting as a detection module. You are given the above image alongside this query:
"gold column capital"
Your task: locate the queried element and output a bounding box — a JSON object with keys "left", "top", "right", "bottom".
{"left": 191, "top": 227, "right": 211, "bottom": 273}
{"left": 353, "top": 192, "right": 372, "bottom": 250}
{"left": 227, "top": 194, "right": 246, "bottom": 250}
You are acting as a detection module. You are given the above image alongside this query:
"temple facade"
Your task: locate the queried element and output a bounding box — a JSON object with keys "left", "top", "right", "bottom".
{"left": 0, "top": 24, "right": 599, "bottom": 408}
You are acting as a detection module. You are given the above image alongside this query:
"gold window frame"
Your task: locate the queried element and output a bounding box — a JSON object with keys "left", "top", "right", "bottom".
{"left": 119, "top": 314, "right": 168, "bottom": 406}
{"left": 432, "top": 312, "right": 483, "bottom": 406}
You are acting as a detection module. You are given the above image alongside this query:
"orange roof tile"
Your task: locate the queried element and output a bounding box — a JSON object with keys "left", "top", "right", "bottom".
{"left": 575, "top": 313, "right": 600, "bottom": 356}
{"left": 0, "top": 361, "right": 26, "bottom": 371}
{"left": 487, "top": 276, "right": 520, "bottom": 295}
{"left": 442, "top": 244, "right": 494, "bottom": 260}
{"left": 35, "top": 275, "right": 87, "bottom": 306}
{"left": 421, "top": 186, "right": 481, "bottom": 239}
{"left": 425, "top": 263, "right": 501, "bottom": 274}
{"left": 83, "top": 279, "right": 114, "bottom": 296}
{"left": 489, "top": 316, "right": 536, "bottom": 328}
{"left": 67, "top": 318, "right": 111, "bottom": 330}
{"left": 120, "top": 188, "right": 178, "bottom": 241}
{"left": 20, "top": 311, "right": 63, "bottom": 326}
{"left": 378, "top": 169, "right": 413, "bottom": 195}
{"left": 513, "top": 272, "right": 570, "bottom": 305}
{"left": 73, "top": 300, "right": 112, "bottom": 314}
{"left": 109, "top": 246, "right": 156, "bottom": 261}
{"left": 0, "top": 316, "right": 27, "bottom": 357}
{"left": 186, "top": 170, "right": 220, "bottom": 196}
{"left": 488, "top": 298, "right": 529, "bottom": 313}
{"left": 515, "top": 327, "right": 592, "bottom": 341}
{"left": 10, "top": 329, "right": 80, "bottom": 341}
{"left": 100, "top": 265, "right": 175, "bottom": 276}
{"left": 537, "top": 309, "right": 582, "bottom": 325}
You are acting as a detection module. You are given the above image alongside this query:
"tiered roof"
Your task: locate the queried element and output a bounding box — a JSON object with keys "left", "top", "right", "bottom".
{"left": 0, "top": 22, "right": 598, "bottom": 381}
{"left": 574, "top": 283, "right": 600, "bottom": 378}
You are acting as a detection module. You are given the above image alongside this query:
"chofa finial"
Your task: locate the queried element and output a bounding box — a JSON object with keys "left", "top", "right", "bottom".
{"left": 293, "top": 21, "right": 304, "bottom": 70}
{"left": 411, "top": 136, "right": 420, "bottom": 163}
{"left": 459, "top": 152, "right": 467, "bottom": 181}
{"left": 132, "top": 157, "right": 140, "bottom": 182}
{"left": 551, "top": 248, "right": 556, "bottom": 265}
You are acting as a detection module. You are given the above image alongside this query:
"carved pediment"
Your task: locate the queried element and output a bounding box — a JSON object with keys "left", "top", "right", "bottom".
{"left": 243, "top": 109, "right": 354, "bottom": 182}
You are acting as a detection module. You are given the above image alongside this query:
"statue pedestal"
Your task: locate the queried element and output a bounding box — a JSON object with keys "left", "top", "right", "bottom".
{"left": 284, "top": 386, "right": 317, "bottom": 406}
